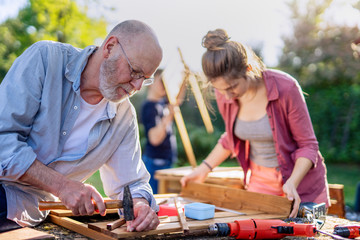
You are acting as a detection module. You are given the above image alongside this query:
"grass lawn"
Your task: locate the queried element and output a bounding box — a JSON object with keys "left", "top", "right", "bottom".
{"left": 85, "top": 162, "right": 359, "bottom": 209}
{"left": 326, "top": 163, "right": 360, "bottom": 209}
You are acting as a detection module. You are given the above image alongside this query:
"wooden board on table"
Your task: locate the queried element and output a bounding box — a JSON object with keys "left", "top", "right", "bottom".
{"left": 49, "top": 214, "right": 115, "bottom": 240}
{"left": 181, "top": 182, "right": 292, "bottom": 216}
{"left": 0, "top": 227, "right": 55, "bottom": 240}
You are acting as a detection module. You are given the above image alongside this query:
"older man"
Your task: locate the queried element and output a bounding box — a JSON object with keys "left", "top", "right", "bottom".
{"left": 0, "top": 20, "right": 162, "bottom": 232}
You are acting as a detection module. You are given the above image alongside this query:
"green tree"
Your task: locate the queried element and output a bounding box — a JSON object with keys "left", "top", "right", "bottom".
{"left": 278, "top": 0, "right": 360, "bottom": 163}
{"left": 0, "top": 0, "right": 107, "bottom": 81}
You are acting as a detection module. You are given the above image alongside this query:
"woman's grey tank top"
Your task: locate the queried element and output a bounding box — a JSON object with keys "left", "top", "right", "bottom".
{"left": 234, "top": 114, "right": 279, "bottom": 167}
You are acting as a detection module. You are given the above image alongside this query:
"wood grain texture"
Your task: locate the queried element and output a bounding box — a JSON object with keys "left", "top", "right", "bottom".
{"left": 174, "top": 197, "right": 189, "bottom": 232}
{"left": 39, "top": 199, "right": 122, "bottom": 211}
{"left": 0, "top": 227, "right": 55, "bottom": 240}
{"left": 48, "top": 214, "right": 115, "bottom": 240}
{"left": 181, "top": 182, "right": 292, "bottom": 216}
{"left": 106, "top": 218, "right": 126, "bottom": 230}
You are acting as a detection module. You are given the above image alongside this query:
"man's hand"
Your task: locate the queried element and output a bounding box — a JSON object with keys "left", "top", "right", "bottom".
{"left": 126, "top": 198, "right": 159, "bottom": 232}
{"left": 19, "top": 159, "right": 105, "bottom": 216}
{"left": 57, "top": 181, "right": 106, "bottom": 216}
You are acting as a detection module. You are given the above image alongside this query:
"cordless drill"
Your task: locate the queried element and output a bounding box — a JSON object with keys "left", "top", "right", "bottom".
{"left": 333, "top": 225, "right": 360, "bottom": 239}
{"left": 208, "top": 219, "right": 317, "bottom": 239}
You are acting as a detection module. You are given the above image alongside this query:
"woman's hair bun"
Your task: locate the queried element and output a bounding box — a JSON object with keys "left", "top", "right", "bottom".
{"left": 202, "top": 29, "right": 230, "bottom": 50}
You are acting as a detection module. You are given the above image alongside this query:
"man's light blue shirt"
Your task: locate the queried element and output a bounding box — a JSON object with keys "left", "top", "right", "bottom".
{"left": 0, "top": 41, "right": 156, "bottom": 226}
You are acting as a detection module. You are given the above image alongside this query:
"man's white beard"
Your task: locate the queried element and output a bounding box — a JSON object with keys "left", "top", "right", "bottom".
{"left": 99, "top": 53, "right": 136, "bottom": 102}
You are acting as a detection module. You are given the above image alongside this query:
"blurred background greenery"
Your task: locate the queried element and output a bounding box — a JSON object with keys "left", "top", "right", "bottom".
{"left": 0, "top": 0, "right": 359, "bottom": 208}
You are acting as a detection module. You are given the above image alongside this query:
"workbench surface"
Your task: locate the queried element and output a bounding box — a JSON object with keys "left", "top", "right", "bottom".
{"left": 31, "top": 215, "right": 358, "bottom": 239}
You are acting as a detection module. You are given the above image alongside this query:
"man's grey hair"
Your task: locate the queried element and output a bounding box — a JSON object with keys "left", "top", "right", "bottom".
{"left": 104, "top": 20, "right": 156, "bottom": 44}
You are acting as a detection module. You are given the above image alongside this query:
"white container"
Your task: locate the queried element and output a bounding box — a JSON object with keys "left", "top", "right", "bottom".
{"left": 184, "top": 202, "right": 215, "bottom": 220}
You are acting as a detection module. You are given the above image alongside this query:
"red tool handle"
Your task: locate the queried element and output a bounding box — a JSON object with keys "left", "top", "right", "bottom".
{"left": 334, "top": 225, "right": 360, "bottom": 239}
{"left": 228, "top": 219, "right": 316, "bottom": 239}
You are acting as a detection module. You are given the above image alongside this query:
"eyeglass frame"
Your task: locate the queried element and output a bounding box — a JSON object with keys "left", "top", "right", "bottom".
{"left": 116, "top": 39, "right": 154, "bottom": 87}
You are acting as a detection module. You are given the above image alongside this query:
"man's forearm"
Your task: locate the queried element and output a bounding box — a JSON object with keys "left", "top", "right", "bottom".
{"left": 19, "top": 159, "right": 67, "bottom": 196}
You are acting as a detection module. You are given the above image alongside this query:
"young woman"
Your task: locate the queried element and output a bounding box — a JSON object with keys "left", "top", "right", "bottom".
{"left": 180, "top": 29, "right": 330, "bottom": 217}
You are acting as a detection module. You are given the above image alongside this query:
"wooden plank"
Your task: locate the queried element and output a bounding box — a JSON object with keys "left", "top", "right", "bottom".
{"left": 172, "top": 106, "right": 197, "bottom": 168}
{"left": 50, "top": 208, "right": 118, "bottom": 217}
{"left": 174, "top": 197, "right": 189, "bottom": 232}
{"left": 178, "top": 47, "right": 213, "bottom": 134}
{"left": 0, "top": 227, "right": 55, "bottom": 240}
{"left": 106, "top": 218, "right": 126, "bottom": 230}
{"left": 40, "top": 199, "right": 122, "bottom": 211}
{"left": 162, "top": 76, "right": 197, "bottom": 168}
{"left": 187, "top": 73, "right": 214, "bottom": 134}
{"left": 48, "top": 214, "right": 115, "bottom": 240}
{"left": 328, "top": 184, "right": 345, "bottom": 218}
{"left": 181, "top": 182, "right": 292, "bottom": 216}
{"left": 88, "top": 220, "right": 183, "bottom": 239}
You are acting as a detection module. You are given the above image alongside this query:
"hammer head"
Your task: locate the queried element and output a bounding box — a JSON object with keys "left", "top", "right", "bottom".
{"left": 123, "top": 185, "right": 135, "bottom": 221}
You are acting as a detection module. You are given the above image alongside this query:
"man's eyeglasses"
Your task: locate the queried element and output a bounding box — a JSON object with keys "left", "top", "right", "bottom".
{"left": 117, "top": 39, "right": 154, "bottom": 86}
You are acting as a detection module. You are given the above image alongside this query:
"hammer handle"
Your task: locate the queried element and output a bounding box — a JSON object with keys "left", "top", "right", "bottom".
{"left": 39, "top": 199, "right": 123, "bottom": 211}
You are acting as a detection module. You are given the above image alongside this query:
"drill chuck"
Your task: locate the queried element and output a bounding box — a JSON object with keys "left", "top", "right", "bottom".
{"left": 208, "top": 223, "right": 230, "bottom": 236}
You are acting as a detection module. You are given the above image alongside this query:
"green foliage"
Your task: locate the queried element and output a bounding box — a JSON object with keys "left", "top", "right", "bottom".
{"left": 279, "top": 0, "right": 360, "bottom": 87}
{"left": 278, "top": 0, "right": 360, "bottom": 163}
{"left": 0, "top": 0, "right": 107, "bottom": 82}
{"left": 173, "top": 123, "right": 223, "bottom": 167}
{"left": 306, "top": 85, "right": 360, "bottom": 163}
{"left": 327, "top": 164, "right": 360, "bottom": 209}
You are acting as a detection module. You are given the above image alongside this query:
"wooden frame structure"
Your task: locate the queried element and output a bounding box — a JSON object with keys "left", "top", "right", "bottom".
{"left": 162, "top": 49, "right": 214, "bottom": 168}
{"left": 47, "top": 184, "right": 292, "bottom": 239}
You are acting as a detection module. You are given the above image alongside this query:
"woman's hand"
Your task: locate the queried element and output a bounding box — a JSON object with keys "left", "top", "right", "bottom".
{"left": 282, "top": 179, "right": 301, "bottom": 218}
{"left": 283, "top": 157, "right": 313, "bottom": 218}
{"left": 180, "top": 163, "right": 211, "bottom": 187}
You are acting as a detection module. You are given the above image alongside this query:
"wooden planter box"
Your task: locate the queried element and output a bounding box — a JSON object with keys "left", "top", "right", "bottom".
{"left": 154, "top": 166, "right": 245, "bottom": 193}
{"left": 155, "top": 167, "right": 345, "bottom": 218}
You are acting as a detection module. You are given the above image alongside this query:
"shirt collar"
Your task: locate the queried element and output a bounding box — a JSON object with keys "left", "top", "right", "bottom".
{"left": 65, "top": 45, "right": 98, "bottom": 91}
{"left": 263, "top": 70, "right": 279, "bottom": 101}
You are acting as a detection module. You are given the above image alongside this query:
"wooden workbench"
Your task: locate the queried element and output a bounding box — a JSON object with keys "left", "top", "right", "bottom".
{"left": 32, "top": 183, "right": 292, "bottom": 239}
{"left": 155, "top": 167, "right": 345, "bottom": 219}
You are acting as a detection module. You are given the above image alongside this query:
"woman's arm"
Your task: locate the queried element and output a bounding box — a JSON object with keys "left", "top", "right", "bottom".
{"left": 282, "top": 157, "right": 313, "bottom": 218}
{"left": 180, "top": 142, "right": 231, "bottom": 187}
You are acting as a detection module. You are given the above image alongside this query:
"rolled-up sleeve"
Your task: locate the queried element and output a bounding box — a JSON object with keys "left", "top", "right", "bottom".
{"left": 286, "top": 81, "right": 319, "bottom": 166}
{"left": 0, "top": 43, "right": 45, "bottom": 181}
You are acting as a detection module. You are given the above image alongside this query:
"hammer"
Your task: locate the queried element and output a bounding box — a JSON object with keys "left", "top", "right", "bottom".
{"left": 39, "top": 185, "right": 135, "bottom": 223}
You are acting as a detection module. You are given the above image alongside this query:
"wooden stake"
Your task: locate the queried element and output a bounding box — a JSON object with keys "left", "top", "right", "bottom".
{"left": 162, "top": 78, "right": 197, "bottom": 168}
{"left": 106, "top": 218, "right": 126, "bottom": 231}
{"left": 178, "top": 47, "right": 214, "bottom": 134}
{"left": 174, "top": 197, "right": 189, "bottom": 233}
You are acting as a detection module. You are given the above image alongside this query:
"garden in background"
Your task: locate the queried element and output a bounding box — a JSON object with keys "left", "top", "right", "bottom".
{"left": 0, "top": 0, "right": 359, "bottom": 215}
